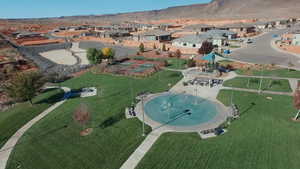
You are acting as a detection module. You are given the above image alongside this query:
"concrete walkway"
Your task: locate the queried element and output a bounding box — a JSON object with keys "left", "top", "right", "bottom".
{"left": 223, "top": 87, "right": 293, "bottom": 96}
{"left": 0, "top": 87, "right": 71, "bottom": 169}
{"left": 120, "top": 129, "right": 164, "bottom": 169}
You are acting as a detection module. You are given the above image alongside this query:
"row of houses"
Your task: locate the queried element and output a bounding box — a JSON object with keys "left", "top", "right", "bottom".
{"left": 282, "top": 30, "right": 300, "bottom": 46}
{"left": 54, "top": 22, "right": 176, "bottom": 34}
{"left": 172, "top": 30, "right": 237, "bottom": 48}
{"left": 12, "top": 31, "right": 44, "bottom": 39}
{"left": 183, "top": 18, "right": 297, "bottom": 35}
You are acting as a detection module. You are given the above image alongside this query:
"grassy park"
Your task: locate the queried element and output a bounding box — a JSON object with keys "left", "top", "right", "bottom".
{"left": 135, "top": 90, "right": 300, "bottom": 169}
{"left": 0, "top": 89, "right": 64, "bottom": 148}
{"left": 165, "top": 58, "right": 187, "bottom": 70}
{"left": 6, "top": 70, "right": 182, "bottom": 169}
{"left": 236, "top": 68, "right": 300, "bottom": 78}
{"left": 223, "top": 77, "right": 292, "bottom": 92}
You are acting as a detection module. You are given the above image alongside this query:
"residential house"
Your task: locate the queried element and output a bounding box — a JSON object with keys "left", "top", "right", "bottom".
{"left": 292, "top": 31, "right": 300, "bottom": 46}
{"left": 252, "top": 21, "right": 270, "bottom": 31}
{"left": 205, "top": 30, "right": 237, "bottom": 40}
{"left": 14, "top": 31, "right": 43, "bottom": 39}
{"left": 216, "top": 23, "right": 256, "bottom": 37}
{"left": 273, "top": 19, "right": 289, "bottom": 28}
{"left": 172, "top": 34, "right": 211, "bottom": 48}
{"left": 98, "top": 30, "right": 131, "bottom": 38}
{"left": 172, "top": 29, "right": 237, "bottom": 49}
{"left": 133, "top": 30, "right": 172, "bottom": 42}
{"left": 184, "top": 24, "right": 215, "bottom": 33}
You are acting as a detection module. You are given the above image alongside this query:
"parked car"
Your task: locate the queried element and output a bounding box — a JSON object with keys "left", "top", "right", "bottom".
{"left": 246, "top": 39, "right": 253, "bottom": 44}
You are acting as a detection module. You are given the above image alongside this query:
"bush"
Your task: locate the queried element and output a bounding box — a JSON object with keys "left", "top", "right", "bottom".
{"left": 87, "top": 48, "right": 102, "bottom": 64}
{"left": 139, "top": 43, "right": 145, "bottom": 53}
{"left": 174, "top": 49, "right": 181, "bottom": 58}
{"left": 187, "top": 59, "right": 196, "bottom": 67}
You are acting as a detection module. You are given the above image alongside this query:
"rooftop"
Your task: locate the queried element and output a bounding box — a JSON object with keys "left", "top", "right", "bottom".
{"left": 139, "top": 30, "right": 172, "bottom": 36}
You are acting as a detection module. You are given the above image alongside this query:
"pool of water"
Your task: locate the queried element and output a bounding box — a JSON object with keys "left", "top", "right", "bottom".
{"left": 144, "top": 93, "right": 220, "bottom": 126}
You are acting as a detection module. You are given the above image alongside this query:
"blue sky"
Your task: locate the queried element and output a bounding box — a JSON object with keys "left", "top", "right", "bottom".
{"left": 0, "top": 0, "right": 211, "bottom": 19}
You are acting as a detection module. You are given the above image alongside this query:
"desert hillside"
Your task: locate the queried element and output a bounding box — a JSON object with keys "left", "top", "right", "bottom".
{"left": 60, "top": 0, "right": 300, "bottom": 22}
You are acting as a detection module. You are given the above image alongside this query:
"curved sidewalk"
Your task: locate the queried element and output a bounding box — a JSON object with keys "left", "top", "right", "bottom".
{"left": 0, "top": 87, "right": 71, "bottom": 169}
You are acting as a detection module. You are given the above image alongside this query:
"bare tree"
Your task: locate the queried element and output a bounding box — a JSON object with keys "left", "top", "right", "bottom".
{"left": 73, "top": 103, "right": 91, "bottom": 127}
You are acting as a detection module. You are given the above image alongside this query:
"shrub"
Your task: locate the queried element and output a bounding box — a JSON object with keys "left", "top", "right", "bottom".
{"left": 187, "top": 59, "right": 196, "bottom": 67}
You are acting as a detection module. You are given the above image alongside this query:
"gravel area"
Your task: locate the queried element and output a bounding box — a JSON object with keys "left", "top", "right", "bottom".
{"left": 17, "top": 43, "right": 91, "bottom": 77}
{"left": 40, "top": 49, "right": 77, "bottom": 65}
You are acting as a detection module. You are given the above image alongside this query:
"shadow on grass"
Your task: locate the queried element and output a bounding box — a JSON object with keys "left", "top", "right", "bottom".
{"left": 34, "top": 92, "right": 65, "bottom": 104}
{"left": 240, "top": 102, "right": 256, "bottom": 116}
{"left": 97, "top": 112, "right": 124, "bottom": 129}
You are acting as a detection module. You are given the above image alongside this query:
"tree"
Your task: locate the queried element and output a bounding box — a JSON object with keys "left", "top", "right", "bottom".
{"left": 174, "top": 49, "right": 182, "bottom": 59}
{"left": 162, "top": 43, "right": 166, "bottom": 52}
{"left": 3, "top": 64, "right": 17, "bottom": 75}
{"left": 139, "top": 43, "right": 145, "bottom": 53}
{"left": 2, "top": 71, "right": 45, "bottom": 105}
{"left": 153, "top": 44, "right": 157, "bottom": 49}
{"left": 174, "top": 49, "right": 182, "bottom": 69}
{"left": 198, "top": 41, "right": 214, "bottom": 55}
{"left": 87, "top": 48, "right": 102, "bottom": 64}
{"left": 293, "top": 88, "right": 300, "bottom": 121}
{"left": 73, "top": 103, "right": 92, "bottom": 136}
{"left": 73, "top": 103, "right": 90, "bottom": 126}
{"left": 187, "top": 59, "right": 196, "bottom": 68}
{"left": 102, "top": 48, "right": 115, "bottom": 64}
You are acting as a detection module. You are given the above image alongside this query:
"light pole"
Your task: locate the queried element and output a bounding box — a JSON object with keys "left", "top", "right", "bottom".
{"left": 258, "top": 65, "right": 264, "bottom": 94}
{"left": 141, "top": 95, "right": 145, "bottom": 137}
{"left": 139, "top": 91, "right": 147, "bottom": 137}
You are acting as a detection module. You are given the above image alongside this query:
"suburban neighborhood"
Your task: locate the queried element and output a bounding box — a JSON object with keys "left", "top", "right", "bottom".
{"left": 1, "top": 0, "right": 300, "bottom": 169}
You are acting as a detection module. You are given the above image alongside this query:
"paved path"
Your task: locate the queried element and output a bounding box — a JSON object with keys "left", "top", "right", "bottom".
{"left": 223, "top": 87, "right": 293, "bottom": 96}
{"left": 120, "top": 129, "right": 164, "bottom": 169}
{"left": 228, "top": 24, "right": 300, "bottom": 68}
{"left": 0, "top": 87, "right": 71, "bottom": 169}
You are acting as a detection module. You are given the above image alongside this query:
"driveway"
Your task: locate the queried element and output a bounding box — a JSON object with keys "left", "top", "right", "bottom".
{"left": 228, "top": 24, "right": 300, "bottom": 68}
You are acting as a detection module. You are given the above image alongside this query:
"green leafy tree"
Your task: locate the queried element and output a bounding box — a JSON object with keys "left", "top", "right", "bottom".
{"left": 87, "top": 48, "right": 102, "bottom": 64}
{"left": 2, "top": 71, "right": 45, "bottom": 105}
{"left": 139, "top": 43, "right": 145, "bottom": 53}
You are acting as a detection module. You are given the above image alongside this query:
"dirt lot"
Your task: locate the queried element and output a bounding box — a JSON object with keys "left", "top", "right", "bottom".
{"left": 40, "top": 49, "right": 77, "bottom": 65}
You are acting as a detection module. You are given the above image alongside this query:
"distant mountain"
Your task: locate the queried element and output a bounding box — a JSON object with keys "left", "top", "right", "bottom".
{"left": 5, "top": 0, "right": 300, "bottom": 23}
{"left": 72, "top": 0, "right": 300, "bottom": 21}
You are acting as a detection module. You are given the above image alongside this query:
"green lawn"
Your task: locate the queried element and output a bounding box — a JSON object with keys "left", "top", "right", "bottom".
{"left": 136, "top": 90, "right": 300, "bottom": 169}
{"left": 223, "top": 77, "right": 292, "bottom": 92}
{"left": 6, "top": 70, "right": 183, "bottom": 169}
{"left": 0, "top": 88, "right": 64, "bottom": 148}
{"left": 236, "top": 68, "right": 300, "bottom": 79}
{"left": 132, "top": 56, "right": 187, "bottom": 70}
{"left": 165, "top": 58, "right": 187, "bottom": 70}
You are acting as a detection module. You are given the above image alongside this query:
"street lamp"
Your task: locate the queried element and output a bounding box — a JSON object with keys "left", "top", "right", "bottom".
{"left": 139, "top": 91, "right": 148, "bottom": 137}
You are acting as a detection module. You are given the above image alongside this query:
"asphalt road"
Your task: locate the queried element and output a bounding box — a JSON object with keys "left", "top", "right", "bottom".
{"left": 228, "top": 24, "right": 300, "bottom": 68}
